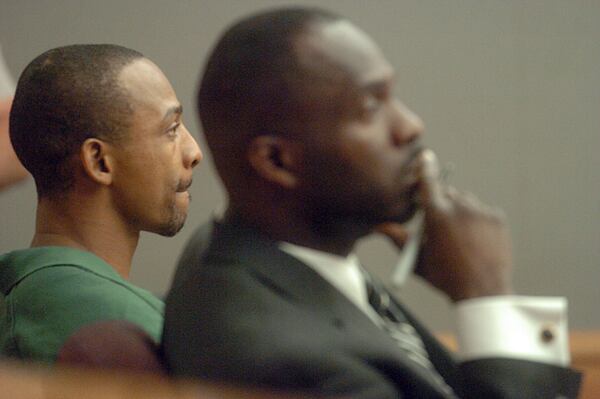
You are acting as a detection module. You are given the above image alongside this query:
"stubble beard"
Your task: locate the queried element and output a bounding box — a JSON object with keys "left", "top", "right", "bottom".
{"left": 157, "top": 194, "right": 188, "bottom": 237}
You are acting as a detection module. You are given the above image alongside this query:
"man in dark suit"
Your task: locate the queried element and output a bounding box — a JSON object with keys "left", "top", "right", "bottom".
{"left": 162, "top": 7, "right": 581, "bottom": 398}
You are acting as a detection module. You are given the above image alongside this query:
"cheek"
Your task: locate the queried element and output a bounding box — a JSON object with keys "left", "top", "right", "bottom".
{"left": 338, "top": 141, "right": 385, "bottom": 179}
{"left": 142, "top": 147, "right": 177, "bottom": 185}
{"left": 131, "top": 166, "right": 170, "bottom": 206}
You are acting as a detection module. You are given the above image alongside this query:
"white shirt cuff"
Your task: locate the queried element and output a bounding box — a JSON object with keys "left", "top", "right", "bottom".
{"left": 455, "top": 296, "right": 570, "bottom": 366}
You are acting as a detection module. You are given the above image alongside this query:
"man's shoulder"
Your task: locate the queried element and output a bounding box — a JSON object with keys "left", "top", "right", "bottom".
{"left": 172, "top": 218, "right": 272, "bottom": 288}
{"left": 3, "top": 247, "right": 162, "bottom": 314}
{"left": 1, "top": 248, "right": 164, "bottom": 362}
{"left": 1, "top": 246, "right": 116, "bottom": 285}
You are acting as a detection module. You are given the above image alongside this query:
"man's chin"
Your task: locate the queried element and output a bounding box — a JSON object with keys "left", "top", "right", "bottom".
{"left": 156, "top": 213, "right": 187, "bottom": 237}
{"left": 387, "top": 202, "right": 420, "bottom": 224}
{"left": 158, "top": 223, "right": 184, "bottom": 237}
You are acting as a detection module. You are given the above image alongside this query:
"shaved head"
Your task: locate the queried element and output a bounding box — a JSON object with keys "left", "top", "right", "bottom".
{"left": 197, "top": 8, "right": 342, "bottom": 186}
{"left": 10, "top": 44, "right": 143, "bottom": 197}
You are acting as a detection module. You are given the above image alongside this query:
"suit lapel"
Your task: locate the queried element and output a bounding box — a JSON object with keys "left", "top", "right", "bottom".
{"left": 206, "top": 218, "right": 458, "bottom": 398}
{"left": 205, "top": 219, "right": 364, "bottom": 312}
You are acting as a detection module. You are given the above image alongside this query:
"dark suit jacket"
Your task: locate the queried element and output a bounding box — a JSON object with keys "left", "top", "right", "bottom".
{"left": 162, "top": 219, "right": 581, "bottom": 398}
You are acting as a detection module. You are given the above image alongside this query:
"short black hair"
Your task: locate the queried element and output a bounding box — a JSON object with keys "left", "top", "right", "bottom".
{"left": 10, "top": 44, "right": 143, "bottom": 197}
{"left": 197, "top": 7, "right": 340, "bottom": 140}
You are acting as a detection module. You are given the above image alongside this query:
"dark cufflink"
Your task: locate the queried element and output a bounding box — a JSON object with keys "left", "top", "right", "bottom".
{"left": 540, "top": 326, "right": 555, "bottom": 343}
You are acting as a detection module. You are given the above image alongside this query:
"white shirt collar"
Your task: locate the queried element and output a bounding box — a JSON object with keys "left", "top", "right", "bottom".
{"left": 279, "top": 242, "right": 380, "bottom": 323}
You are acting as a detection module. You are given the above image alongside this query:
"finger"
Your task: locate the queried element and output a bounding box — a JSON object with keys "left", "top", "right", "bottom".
{"left": 416, "top": 149, "right": 445, "bottom": 210}
{"left": 375, "top": 222, "right": 410, "bottom": 248}
{"left": 444, "top": 185, "right": 459, "bottom": 199}
{"left": 458, "top": 190, "right": 481, "bottom": 209}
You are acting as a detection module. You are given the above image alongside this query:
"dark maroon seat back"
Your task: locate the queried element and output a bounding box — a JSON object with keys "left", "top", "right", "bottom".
{"left": 57, "top": 320, "right": 165, "bottom": 373}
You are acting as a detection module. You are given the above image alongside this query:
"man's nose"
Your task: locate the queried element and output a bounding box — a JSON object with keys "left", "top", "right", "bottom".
{"left": 390, "top": 100, "right": 424, "bottom": 147}
{"left": 183, "top": 126, "right": 203, "bottom": 168}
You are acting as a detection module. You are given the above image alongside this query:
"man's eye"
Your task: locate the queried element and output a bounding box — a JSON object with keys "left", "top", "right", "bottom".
{"left": 363, "top": 96, "right": 381, "bottom": 113}
{"left": 168, "top": 123, "right": 181, "bottom": 137}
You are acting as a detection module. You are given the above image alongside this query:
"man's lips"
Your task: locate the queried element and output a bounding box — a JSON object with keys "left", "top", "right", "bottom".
{"left": 398, "top": 146, "right": 426, "bottom": 187}
{"left": 404, "top": 145, "right": 425, "bottom": 170}
{"left": 176, "top": 179, "right": 192, "bottom": 193}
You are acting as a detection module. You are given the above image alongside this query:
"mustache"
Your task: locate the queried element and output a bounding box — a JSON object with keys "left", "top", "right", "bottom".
{"left": 401, "top": 144, "right": 426, "bottom": 171}
{"left": 396, "top": 144, "right": 427, "bottom": 190}
{"left": 176, "top": 179, "right": 192, "bottom": 192}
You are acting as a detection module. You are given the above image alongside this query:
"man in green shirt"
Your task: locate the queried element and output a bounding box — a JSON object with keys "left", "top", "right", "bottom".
{"left": 0, "top": 44, "right": 202, "bottom": 363}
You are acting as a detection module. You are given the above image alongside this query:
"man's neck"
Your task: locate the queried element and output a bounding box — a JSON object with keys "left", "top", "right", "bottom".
{"left": 32, "top": 196, "right": 139, "bottom": 279}
{"left": 225, "top": 204, "right": 370, "bottom": 257}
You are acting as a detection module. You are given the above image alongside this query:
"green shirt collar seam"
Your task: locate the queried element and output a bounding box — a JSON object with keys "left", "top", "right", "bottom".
{"left": 4, "top": 263, "right": 163, "bottom": 313}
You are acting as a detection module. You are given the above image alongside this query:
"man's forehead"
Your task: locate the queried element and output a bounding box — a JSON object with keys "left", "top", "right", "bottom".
{"left": 119, "top": 58, "right": 168, "bottom": 95}
{"left": 118, "top": 58, "right": 178, "bottom": 114}
{"left": 296, "top": 20, "right": 394, "bottom": 87}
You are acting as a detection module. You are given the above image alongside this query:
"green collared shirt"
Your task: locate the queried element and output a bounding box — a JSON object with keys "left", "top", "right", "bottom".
{"left": 0, "top": 246, "right": 164, "bottom": 363}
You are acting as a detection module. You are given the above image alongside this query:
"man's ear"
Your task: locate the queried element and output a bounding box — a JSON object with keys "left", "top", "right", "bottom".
{"left": 80, "top": 138, "right": 114, "bottom": 186}
{"left": 247, "top": 135, "right": 299, "bottom": 188}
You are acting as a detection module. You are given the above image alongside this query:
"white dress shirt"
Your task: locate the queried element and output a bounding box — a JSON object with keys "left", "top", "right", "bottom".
{"left": 279, "top": 242, "right": 570, "bottom": 366}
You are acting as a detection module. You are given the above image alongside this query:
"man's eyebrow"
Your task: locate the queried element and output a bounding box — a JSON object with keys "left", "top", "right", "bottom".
{"left": 361, "top": 79, "right": 390, "bottom": 94}
{"left": 360, "top": 70, "right": 395, "bottom": 94}
{"left": 163, "top": 104, "right": 183, "bottom": 121}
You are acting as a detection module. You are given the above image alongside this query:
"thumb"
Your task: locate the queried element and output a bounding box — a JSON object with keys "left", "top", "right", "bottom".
{"left": 417, "top": 149, "right": 446, "bottom": 211}
{"left": 375, "top": 222, "right": 410, "bottom": 249}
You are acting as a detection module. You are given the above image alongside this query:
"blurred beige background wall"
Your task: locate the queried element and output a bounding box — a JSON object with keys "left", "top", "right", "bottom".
{"left": 1, "top": 0, "right": 598, "bottom": 332}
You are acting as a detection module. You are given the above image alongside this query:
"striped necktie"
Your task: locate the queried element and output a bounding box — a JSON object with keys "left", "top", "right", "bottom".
{"left": 365, "top": 274, "right": 457, "bottom": 397}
